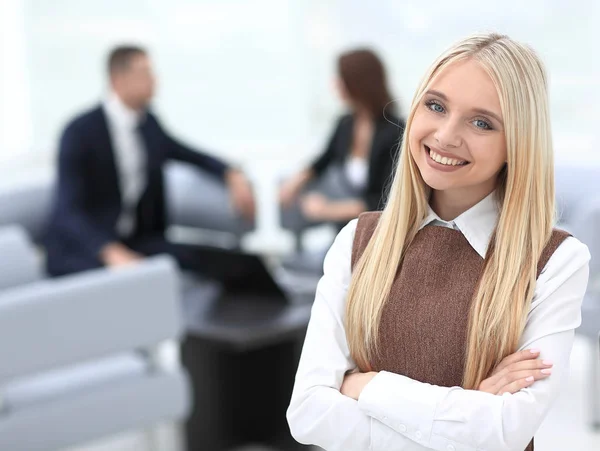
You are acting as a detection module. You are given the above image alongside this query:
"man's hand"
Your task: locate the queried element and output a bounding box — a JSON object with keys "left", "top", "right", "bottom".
{"left": 100, "top": 242, "right": 144, "bottom": 268}
{"left": 478, "top": 349, "right": 553, "bottom": 395}
{"left": 225, "top": 169, "right": 255, "bottom": 221}
{"left": 340, "top": 371, "right": 378, "bottom": 401}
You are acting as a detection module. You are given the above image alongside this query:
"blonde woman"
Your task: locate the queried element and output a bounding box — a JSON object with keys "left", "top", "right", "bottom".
{"left": 287, "top": 33, "right": 590, "bottom": 451}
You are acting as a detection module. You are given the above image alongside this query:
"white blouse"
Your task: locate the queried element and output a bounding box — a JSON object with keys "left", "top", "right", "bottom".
{"left": 287, "top": 193, "right": 590, "bottom": 451}
{"left": 345, "top": 156, "right": 369, "bottom": 191}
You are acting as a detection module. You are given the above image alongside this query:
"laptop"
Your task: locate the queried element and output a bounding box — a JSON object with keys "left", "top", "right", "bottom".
{"left": 189, "top": 246, "right": 290, "bottom": 303}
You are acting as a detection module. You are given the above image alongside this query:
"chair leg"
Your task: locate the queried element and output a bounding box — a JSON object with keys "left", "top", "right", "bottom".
{"left": 590, "top": 336, "right": 600, "bottom": 430}
{"left": 143, "top": 426, "right": 161, "bottom": 451}
{"left": 171, "top": 422, "right": 188, "bottom": 451}
{"left": 295, "top": 231, "right": 304, "bottom": 254}
{"left": 145, "top": 423, "right": 187, "bottom": 451}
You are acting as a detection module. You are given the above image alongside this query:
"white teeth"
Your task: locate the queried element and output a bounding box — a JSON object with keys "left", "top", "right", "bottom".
{"left": 429, "top": 149, "right": 466, "bottom": 166}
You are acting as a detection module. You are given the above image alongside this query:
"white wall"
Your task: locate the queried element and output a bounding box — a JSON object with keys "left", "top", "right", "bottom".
{"left": 3, "top": 0, "right": 598, "bottom": 173}
{"left": 0, "top": 0, "right": 32, "bottom": 168}
{"left": 17, "top": 0, "right": 320, "bottom": 171}
{"left": 1, "top": 0, "right": 598, "bottom": 196}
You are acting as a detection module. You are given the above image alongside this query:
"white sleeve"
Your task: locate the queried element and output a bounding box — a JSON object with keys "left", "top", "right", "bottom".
{"left": 287, "top": 220, "right": 423, "bottom": 451}
{"left": 357, "top": 237, "right": 590, "bottom": 451}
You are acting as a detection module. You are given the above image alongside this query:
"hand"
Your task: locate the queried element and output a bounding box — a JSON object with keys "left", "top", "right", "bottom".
{"left": 340, "top": 371, "right": 378, "bottom": 401}
{"left": 225, "top": 169, "right": 256, "bottom": 221}
{"left": 301, "top": 193, "right": 331, "bottom": 221}
{"left": 478, "top": 349, "right": 553, "bottom": 395}
{"left": 279, "top": 170, "right": 312, "bottom": 207}
{"left": 100, "top": 243, "right": 143, "bottom": 268}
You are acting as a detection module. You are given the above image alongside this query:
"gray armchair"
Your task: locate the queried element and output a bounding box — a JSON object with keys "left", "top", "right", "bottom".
{"left": 0, "top": 161, "right": 254, "bottom": 247}
{"left": 280, "top": 165, "right": 359, "bottom": 253}
{"left": 0, "top": 225, "right": 43, "bottom": 289}
{"left": 165, "top": 161, "right": 253, "bottom": 236}
{"left": 0, "top": 255, "right": 190, "bottom": 451}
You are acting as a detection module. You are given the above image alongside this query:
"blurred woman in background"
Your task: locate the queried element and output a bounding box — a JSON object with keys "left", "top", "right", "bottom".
{"left": 279, "top": 49, "right": 405, "bottom": 226}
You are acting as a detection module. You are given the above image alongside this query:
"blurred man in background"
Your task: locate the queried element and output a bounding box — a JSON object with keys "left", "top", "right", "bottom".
{"left": 45, "top": 45, "right": 255, "bottom": 276}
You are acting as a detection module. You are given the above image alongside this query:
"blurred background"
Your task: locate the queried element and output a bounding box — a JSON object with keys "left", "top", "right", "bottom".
{"left": 0, "top": 1, "right": 599, "bottom": 451}
{"left": 2, "top": 1, "right": 599, "bottom": 235}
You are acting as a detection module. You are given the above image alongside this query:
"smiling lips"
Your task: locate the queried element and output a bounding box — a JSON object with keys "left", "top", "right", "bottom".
{"left": 425, "top": 145, "right": 469, "bottom": 167}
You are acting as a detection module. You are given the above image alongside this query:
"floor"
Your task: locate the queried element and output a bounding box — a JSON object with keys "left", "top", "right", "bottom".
{"left": 66, "top": 335, "right": 600, "bottom": 451}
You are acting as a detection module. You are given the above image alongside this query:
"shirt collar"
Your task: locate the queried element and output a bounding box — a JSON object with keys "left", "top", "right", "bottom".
{"left": 420, "top": 191, "right": 499, "bottom": 258}
{"left": 103, "top": 92, "right": 143, "bottom": 129}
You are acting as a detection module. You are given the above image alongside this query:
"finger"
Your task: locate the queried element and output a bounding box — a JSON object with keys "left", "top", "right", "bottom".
{"left": 505, "top": 359, "right": 553, "bottom": 373}
{"left": 497, "top": 376, "right": 536, "bottom": 395}
{"left": 494, "top": 349, "right": 541, "bottom": 373}
{"left": 485, "top": 359, "right": 552, "bottom": 393}
{"left": 492, "top": 359, "right": 553, "bottom": 380}
{"left": 497, "top": 367, "right": 553, "bottom": 395}
{"left": 495, "top": 368, "right": 552, "bottom": 391}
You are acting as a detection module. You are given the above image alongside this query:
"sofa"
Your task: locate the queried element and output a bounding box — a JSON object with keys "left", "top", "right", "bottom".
{"left": 0, "top": 240, "right": 190, "bottom": 451}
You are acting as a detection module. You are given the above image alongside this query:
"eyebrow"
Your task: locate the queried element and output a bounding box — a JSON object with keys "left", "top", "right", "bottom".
{"left": 425, "top": 89, "right": 504, "bottom": 125}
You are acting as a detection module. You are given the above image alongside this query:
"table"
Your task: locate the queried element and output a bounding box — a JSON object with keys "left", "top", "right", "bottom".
{"left": 180, "top": 290, "right": 314, "bottom": 451}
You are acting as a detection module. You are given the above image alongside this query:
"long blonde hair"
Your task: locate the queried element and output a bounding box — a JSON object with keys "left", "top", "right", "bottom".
{"left": 345, "top": 33, "right": 555, "bottom": 389}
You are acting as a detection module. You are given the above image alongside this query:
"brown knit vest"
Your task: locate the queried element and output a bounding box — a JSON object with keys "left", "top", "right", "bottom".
{"left": 351, "top": 212, "right": 570, "bottom": 451}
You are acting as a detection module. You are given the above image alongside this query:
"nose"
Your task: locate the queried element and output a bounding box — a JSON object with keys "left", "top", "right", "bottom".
{"left": 434, "top": 117, "right": 462, "bottom": 149}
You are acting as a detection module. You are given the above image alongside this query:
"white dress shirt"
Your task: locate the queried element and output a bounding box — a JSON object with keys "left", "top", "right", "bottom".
{"left": 103, "top": 93, "right": 147, "bottom": 237}
{"left": 345, "top": 157, "right": 369, "bottom": 191}
{"left": 287, "top": 192, "right": 590, "bottom": 451}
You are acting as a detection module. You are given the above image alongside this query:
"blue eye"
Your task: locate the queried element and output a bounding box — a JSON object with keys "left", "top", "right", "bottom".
{"left": 473, "top": 119, "right": 493, "bottom": 130}
{"left": 425, "top": 100, "right": 445, "bottom": 113}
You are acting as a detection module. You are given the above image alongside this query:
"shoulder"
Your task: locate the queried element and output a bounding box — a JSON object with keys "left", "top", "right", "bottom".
{"left": 62, "top": 105, "right": 104, "bottom": 137}
{"left": 328, "top": 218, "right": 359, "bottom": 257}
{"left": 540, "top": 229, "right": 591, "bottom": 277}
{"left": 537, "top": 228, "right": 573, "bottom": 275}
{"left": 60, "top": 105, "right": 104, "bottom": 148}
{"left": 321, "top": 219, "right": 358, "bottom": 291}
{"left": 540, "top": 234, "right": 590, "bottom": 279}
{"left": 383, "top": 112, "right": 405, "bottom": 127}
{"left": 69, "top": 105, "right": 104, "bottom": 129}
{"left": 378, "top": 113, "right": 405, "bottom": 133}
{"left": 527, "top": 234, "right": 590, "bottom": 336}
{"left": 355, "top": 212, "right": 381, "bottom": 240}
{"left": 533, "top": 234, "right": 590, "bottom": 308}
{"left": 325, "top": 219, "right": 359, "bottom": 264}
{"left": 143, "top": 109, "right": 160, "bottom": 127}
{"left": 339, "top": 113, "right": 353, "bottom": 123}
{"left": 375, "top": 115, "right": 406, "bottom": 149}
{"left": 350, "top": 212, "right": 382, "bottom": 265}
{"left": 333, "top": 113, "right": 353, "bottom": 131}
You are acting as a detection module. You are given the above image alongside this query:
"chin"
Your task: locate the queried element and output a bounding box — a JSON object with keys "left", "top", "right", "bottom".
{"left": 418, "top": 168, "right": 456, "bottom": 191}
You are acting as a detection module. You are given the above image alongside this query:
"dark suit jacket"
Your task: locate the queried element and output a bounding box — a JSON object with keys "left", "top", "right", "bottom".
{"left": 310, "top": 113, "right": 405, "bottom": 211}
{"left": 44, "top": 105, "right": 229, "bottom": 276}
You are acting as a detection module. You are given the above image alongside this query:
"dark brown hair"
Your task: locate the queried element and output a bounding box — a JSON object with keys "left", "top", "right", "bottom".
{"left": 107, "top": 45, "right": 147, "bottom": 75}
{"left": 338, "top": 49, "right": 395, "bottom": 118}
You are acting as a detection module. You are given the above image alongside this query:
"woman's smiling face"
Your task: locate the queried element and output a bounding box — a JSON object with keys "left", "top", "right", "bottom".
{"left": 409, "top": 58, "right": 507, "bottom": 200}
